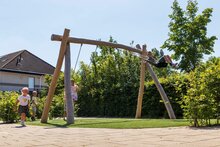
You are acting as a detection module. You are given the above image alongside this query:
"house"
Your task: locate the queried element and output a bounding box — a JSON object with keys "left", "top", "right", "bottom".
{"left": 0, "top": 50, "right": 55, "bottom": 92}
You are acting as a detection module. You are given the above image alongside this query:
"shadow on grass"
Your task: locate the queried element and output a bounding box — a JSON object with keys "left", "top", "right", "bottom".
{"left": 74, "top": 120, "right": 130, "bottom": 127}
{"left": 41, "top": 120, "right": 131, "bottom": 129}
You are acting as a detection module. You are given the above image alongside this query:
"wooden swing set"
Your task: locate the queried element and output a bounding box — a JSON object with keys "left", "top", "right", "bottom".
{"left": 41, "top": 28, "right": 176, "bottom": 124}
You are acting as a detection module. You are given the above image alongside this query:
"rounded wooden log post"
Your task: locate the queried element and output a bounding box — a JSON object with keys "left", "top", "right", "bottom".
{"left": 51, "top": 34, "right": 142, "bottom": 54}
{"left": 135, "top": 44, "right": 147, "bottom": 118}
{"left": 41, "top": 28, "right": 70, "bottom": 123}
{"left": 65, "top": 42, "right": 74, "bottom": 124}
{"left": 145, "top": 62, "right": 176, "bottom": 119}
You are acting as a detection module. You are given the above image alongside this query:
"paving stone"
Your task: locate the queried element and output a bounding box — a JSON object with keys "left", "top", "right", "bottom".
{"left": 0, "top": 124, "right": 220, "bottom": 147}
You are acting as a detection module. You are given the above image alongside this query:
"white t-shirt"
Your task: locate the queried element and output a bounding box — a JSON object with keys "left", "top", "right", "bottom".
{"left": 18, "top": 95, "right": 30, "bottom": 106}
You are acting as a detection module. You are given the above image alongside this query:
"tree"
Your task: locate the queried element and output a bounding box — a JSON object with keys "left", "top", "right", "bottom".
{"left": 162, "top": 0, "right": 217, "bottom": 72}
{"left": 77, "top": 37, "right": 142, "bottom": 117}
{"left": 182, "top": 57, "right": 220, "bottom": 126}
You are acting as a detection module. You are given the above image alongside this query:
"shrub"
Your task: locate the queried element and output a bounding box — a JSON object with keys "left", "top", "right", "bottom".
{"left": 50, "top": 94, "right": 65, "bottom": 118}
{"left": 36, "top": 94, "right": 65, "bottom": 119}
{"left": 182, "top": 58, "right": 220, "bottom": 126}
{"left": 0, "top": 91, "right": 19, "bottom": 123}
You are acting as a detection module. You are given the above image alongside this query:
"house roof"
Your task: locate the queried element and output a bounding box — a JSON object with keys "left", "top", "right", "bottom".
{"left": 0, "top": 50, "right": 55, "bottom": 75}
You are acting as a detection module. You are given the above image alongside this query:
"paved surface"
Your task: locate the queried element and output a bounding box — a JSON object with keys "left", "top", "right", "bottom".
{"left": 0, "top": 124, "right": 220, "bottom": 147}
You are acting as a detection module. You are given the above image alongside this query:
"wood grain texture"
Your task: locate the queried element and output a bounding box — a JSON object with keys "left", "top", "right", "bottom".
{"left": 41, "top": 29, "right": 70, "bottom": 123}
{"left": 51, "top": 34, "right": 142, "bottom": 54}
{"left": 135, "top": 45, "right": 147, "bottom": 118}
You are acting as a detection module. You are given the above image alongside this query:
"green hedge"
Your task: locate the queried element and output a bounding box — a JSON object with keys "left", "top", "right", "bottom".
{"left": 0, "top": 92, "right": 19, "bottom": 123}
{"left": 32, "top": 94, "right": 65, "bottom": 119}
{"left": 142, "top": 74, "right": 187, "bottom": 118}
{"left": 76, "top": 73, "right": 187, "bottom": 118}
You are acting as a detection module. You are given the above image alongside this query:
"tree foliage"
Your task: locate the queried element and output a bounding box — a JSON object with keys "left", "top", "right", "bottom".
{"left": 162, "top": 0, "right": 217, "bottom": 72}
{"left": 43, "top": 73, "right": 64, "bottom": 96}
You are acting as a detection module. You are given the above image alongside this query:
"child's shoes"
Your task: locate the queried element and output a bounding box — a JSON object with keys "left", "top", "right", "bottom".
{"left": 171, "top": 63, "right": 178, "bottom": 68}
{"left": 21, "top": 121, "right": 26, "bottom": 126}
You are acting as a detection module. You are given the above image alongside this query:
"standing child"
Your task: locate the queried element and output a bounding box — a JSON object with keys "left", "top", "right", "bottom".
{"left": 16, "top": 87, "right": 30, "bottom": 126}
{"left": 71, "top": 80, "right": 79, "bottom": 101}
{"left": 31, "top": 91, "right": 38, "bottom": 121}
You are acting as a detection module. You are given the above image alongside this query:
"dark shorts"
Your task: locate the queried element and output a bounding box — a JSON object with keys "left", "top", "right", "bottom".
{"left": 155, "top": 57, "right": 168, "bottom": 68}
{"left": 18, "top": 105, "right": 29, "bottom": 115}
{"left": 155, "top": 62, "right": 168, "bottom": 68}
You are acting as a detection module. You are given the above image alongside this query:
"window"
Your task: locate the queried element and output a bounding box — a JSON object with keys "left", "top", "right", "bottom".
{"left": 28, "top": 77, "right": 35, "bottom": 89}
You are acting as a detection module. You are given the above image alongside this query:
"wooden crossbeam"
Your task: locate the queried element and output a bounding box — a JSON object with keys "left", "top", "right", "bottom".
{"left": 51, "top": 34, "right": 142, "bottom": 54}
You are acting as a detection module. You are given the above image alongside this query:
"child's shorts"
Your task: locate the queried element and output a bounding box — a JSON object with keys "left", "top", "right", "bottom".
{"left": 72, "top": 94, "right": 78, "bottom": 101}
{"left": 32, "top": 105, "right": 37, "bottom": 113}
{"left": 18, "top": 105, "right": 29, "bottom": 115}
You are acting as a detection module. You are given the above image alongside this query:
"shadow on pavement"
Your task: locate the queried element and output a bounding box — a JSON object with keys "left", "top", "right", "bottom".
{"left": 43, "top": 123, "right": 71, "bottom": 129}
{"left": 14, "top": 125, "right": 26, "bottom": 128}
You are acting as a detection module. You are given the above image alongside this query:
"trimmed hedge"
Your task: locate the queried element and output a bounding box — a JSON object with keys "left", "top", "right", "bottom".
{"left": 76, "top": 73, "right": 187, "bottom": 118}
{"left": 142, "top": 74, "right": 187, "bottom": 118}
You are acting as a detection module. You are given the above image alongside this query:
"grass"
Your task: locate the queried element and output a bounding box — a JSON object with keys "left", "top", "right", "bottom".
{"left": 24, "top": 118, "right": 190, "bottom": 129}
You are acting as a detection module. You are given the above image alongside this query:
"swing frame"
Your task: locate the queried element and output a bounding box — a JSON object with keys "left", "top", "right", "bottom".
{"left": 41, "top": 28, "right": 176, "bottom": 124}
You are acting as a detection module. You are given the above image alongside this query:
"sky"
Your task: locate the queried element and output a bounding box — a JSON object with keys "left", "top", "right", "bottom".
{"left": 0, "top": 0, "right": 219, "bottom": 69}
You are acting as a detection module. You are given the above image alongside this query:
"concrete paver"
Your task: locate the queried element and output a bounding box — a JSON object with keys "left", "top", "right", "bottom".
{"left": 0, "top": 124, "right": 220, "bottom": 147}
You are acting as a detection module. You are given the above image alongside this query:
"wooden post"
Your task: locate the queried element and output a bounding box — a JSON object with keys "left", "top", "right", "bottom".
{"left": 135, "top": 45, "right": 147, "bottom": 118}
{"left": 41, "top": 29, "right": 70, "bottom": 123}
{"left": 145, "top": 63, "right": 176, "bottom": 119}
{"left": 64, "top": 42, "right": 74, "bottom": 124}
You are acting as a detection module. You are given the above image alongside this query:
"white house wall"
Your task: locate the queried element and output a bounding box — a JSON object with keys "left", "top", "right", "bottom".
{"left": 0, "top": 71, "right": 47, "bottom": 91}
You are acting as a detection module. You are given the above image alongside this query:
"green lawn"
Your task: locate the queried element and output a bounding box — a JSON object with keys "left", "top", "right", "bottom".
{"left": 25, "top": 118, "right": 190, "bottom": 129}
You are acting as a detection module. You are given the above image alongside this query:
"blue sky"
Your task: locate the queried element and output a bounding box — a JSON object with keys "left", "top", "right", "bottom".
{"left": 0, "top": 0, "right": 219, "bottom": 69}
